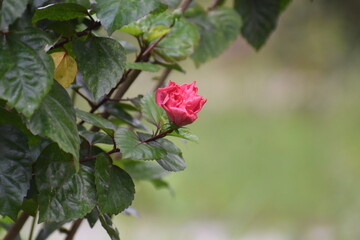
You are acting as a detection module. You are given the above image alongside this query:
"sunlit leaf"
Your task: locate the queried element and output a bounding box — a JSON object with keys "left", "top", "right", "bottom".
{"left": 51, "top": 52, "right": 77, "bottom": 88}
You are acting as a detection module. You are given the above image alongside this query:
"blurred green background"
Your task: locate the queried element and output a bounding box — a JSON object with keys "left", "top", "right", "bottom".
{"left": 16, "top": 0, "right": 360, "bottom": 239}
{"left": 111, "top": 1, "right": 360, "bottom": 239}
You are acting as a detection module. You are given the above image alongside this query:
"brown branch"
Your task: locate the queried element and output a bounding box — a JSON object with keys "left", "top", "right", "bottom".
{"left": 4, "top": 212, "right": 30, "bottom": 240}
{"left": 208, "top": 0, "right": 223, "bottom": 11}
{"left": 64, "top": 219, "right": 83, "bottom": 240}
{"left": 178, "top": 0, "right": 193, "bottom": 13}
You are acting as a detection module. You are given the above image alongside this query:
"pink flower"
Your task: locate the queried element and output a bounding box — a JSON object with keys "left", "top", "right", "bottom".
{"left": 156, "top": 81, "right": 207, "bottom": 126}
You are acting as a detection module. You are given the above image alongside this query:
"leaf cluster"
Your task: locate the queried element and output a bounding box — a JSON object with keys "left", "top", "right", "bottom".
{"left": 0, "top": 0, "right": 291, "bottom": 239}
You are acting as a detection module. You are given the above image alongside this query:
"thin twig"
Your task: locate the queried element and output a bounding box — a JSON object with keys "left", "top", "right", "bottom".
{"left": 28, "top": 212, "right": 37, "bottom": 240}
{"left": 64, "top": 219, "right": 83, "bottom": 240}
{"left": 73, "top": 88, "right": 96, "bottom": 108}
{"left": 143, "top": 128, "right": 174, "bottom": 143}
{"left": 80, "top": 148, "right": 120, "bottom": 162}
{"left": 141, "top": 34, "right": 167, "bottom": 58}
{"left": 153, "top": 68, "right": 173, "bottom": 91}
{"left": 4, "top": 212, "right": 30, "bottom": 240}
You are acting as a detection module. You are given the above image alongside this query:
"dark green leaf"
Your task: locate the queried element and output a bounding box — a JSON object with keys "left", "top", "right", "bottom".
{"left": 64, "top": 0, "right": 91, "bottom": 9}
{"left": 73, "top": 37, "right": 126, "bottom": 100}
{"left": 153, "top": 17, "right": 200, "bottom": 64}
{"left": 150, "top": 138, "right": 186, "bottom": 172}
{"left": 125, "top": 62, "right": 160, "bottom": 72}
{"left": 21, "top": 198, "right": 38, "bottom": 217}
{"left": 106, "top": 102, "right": 148, "bottom": 130}
{"left": 234, "top": 0, "right": 287, "bottom": 50}
{"left": 0, "top": 28, "right": 54, "bottom": 118}
{"left": 79, "top": 130, "right": 114, "bottom": 145}
{"left": 35, "top": 221, "right": 65, "bottom": 240}
{"left": 190, "top": 7, "right": 241, "bottom": 66}
{"left": 76, "top": 109, "right": 116, "bottom": 136}
{"left": 96, "top": 0, "right": 162, "bottom": 34}
{"left": 0, "top": 125, "right": 32, "bottom": 220}
{"left": 0, "top": 0, "right": 29, "bottom": 30}
{"left": 98, "top": 212, "right": 120, "bottom": 240}
{"left": 35, "top": 144, "right": 97, "bottom": 222}
{"left": 95, "top": 154, "right": 135, "bottom": 215}
{"left": 32, "top": 3, "right": 88, "bottom": 23}
{"left": 140, "top": 92, "right": 166, "bottom": 126}
{"left": 27, "top": 82, "right": 80, "bottom": 170}
{"left": 122, "top": 159, "right": 169, "bottom": 180}
{"left": 280, "top": 0, "right": 291, "bottom": 11}
{"left": 0, "top": 107, "right": 39, "bottom": 146}
{"left": 85, "top": 208, "right": 98, "bottom": 228}
{"left": 115, "top": 128, "right": 166, "bottom": 160}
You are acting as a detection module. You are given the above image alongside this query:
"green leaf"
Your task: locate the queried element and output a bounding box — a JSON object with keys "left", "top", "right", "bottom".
{"left": 153, "top": 17, "right": 200, "bottom": 64}
{"left": 98, "top": 212, "right": 120, "bottom": 240}
{"left": 95, "top": 154, "right": 135, "bottom": 215}
{"left": 32, "top": 3, "right": 88, "bottom": 23}
{"left": 27, "top": 82, "right": 80, "bottom": 170}
{"left": 149, "top": 138, "right": 186, "bottom": 172}
{"left": 115, "top": 128, "right": 166, "bottom": 160}
{"left": 0, "top": 28, "right": 54, "bottom": 118}
{"left": 168, "top": 127, "right": 199, "bottom": 142}
{"left": 96, "top": 0, "right": 162, "bottom": 34}
{"left": 151, "top": 178, "right": 173, "bottom": 194}
{"left": 190, "top": 7, "right": 241, "bottom": 66}
{"left": 21, "top": 198, "right": 38, "bottom": 217}
{"left": 140, "top": 92, "right": 166, "bottom": 126}
{"left": 73, "top": 37, "right": 126, "bottom": 100}
{"left": 146, "top": 25, "right": 171, "bottom": 42}
{"left": 106, "top": 102, "right": 148, "bottom": 130}
{"left": 79, "top": 130, "right": 114, "bottom": 145}
{"left": 0, "top": 107, "right": 39, "bottom": 146}
{"left": 119, "top": 11, "right": 174, "bottom": 39}
{"left": 234, "top": 0, "right": 288, "bottom": 50}
{"left": 35, "top": 221, "right": 65, "bottom": 240}
{"left": 0, "top": 0, "right": 29, "bottom": 30}
{"left": 125, "top": 62, "right": 160, "bottom": 72}
{"left": 64, "top": 0, "right": 91, "bottom": 9}
{"left": 156, "top": 62, "right": 185, "bottom": 73}
{"left": 0, "top": 125, "right": 32, "bottom": 220}
{"left": 85, "top": 208, "right": 98, "bottom": 228}
{"left": 121, "top": 160, "right": 169, "bottom": 180}
{"left": 76, "top": 109, "right": 116, "bottom": 136}
{"left": 35, "top": 144, "right": 97, "bottom": 222}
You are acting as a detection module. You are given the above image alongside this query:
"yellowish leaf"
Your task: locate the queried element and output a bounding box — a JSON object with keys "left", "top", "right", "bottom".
{"left": 146, "top": 25, "right": 171, "bottom": 42}
{"left": 50, "top": 52, "right": 77, "bottom": 88}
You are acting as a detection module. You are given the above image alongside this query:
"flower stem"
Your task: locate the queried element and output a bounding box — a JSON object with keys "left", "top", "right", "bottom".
{"left": 143, "top": 128, "right": 174, "bottom": 143}
{"left": 4, "top": 211, "right": 30, "bottom": 240}
{"left": 28, "top": 212, "right": 37, "bottom": 240}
